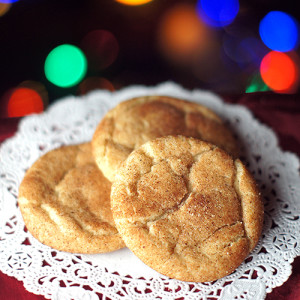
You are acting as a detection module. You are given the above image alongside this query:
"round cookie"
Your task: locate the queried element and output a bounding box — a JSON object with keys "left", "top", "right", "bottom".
{"left": 111, "top": 135, "right": 263, "bottom": 282}
{"left": 92, "top": 95, "right": 239, "bottom": 182}
{"left": 18, "top": 143, "right": 125, "bottom": 253}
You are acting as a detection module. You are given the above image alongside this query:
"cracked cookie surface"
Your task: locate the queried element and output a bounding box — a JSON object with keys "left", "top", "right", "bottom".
{"left": 18, "top": 143, "right": 125, "bottom": 253}
{"left": 111, "top": 136, "right": 263, "bottom": 282}
{"left": 92, "top": 96, "right": 239, "bottom": 181}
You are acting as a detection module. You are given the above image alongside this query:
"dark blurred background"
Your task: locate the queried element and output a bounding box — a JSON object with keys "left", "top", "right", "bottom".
{"left": 0, "top": 0, "right": 299, "bottom": 118}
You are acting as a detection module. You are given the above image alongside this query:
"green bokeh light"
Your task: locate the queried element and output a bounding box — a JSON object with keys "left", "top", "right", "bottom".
{"left": 246, "top": 73, "right": 270, "bottom": 93}
{"left": 44, "top": 44, "right": 87, "bottom": 88}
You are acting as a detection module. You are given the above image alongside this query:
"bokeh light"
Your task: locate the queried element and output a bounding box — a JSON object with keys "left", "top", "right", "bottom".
{"left": 19, "top": 80, "right": 49, "bottom": 109}
{"left": 260, "top": 51, "right": 299, "bottom": 93}
{"left": 259, "top": 11, "right": 299, "bottom": 52}
{"left": 158, "top": 4, "right": 213, "bottom": 64}
{"left": 7, "top": 87, "right": 44, "bottom": 118}
{"left": 44, "top": 44, "right": 87, "bottom": 88}
{"left": 115, "top": 0, "right": 153, "bottom": 6}
{"left": 79, "top": 77, "right": 115, "bottom": 94}
{"left": 0, "top": 0, "right": 18, "bottom": 3}
{"left": 80, "top": 30, "right": 119, "bottom": 71}
{"left": 196, "top": 0, "right": 239, "bottom": 27}
{"left": 245, "top": 73, "right": 270, "bottom": 93}
{"left": 223, "top": 34, "right": 267, "bottom": 66}
{"left": 0, "top": 3, "right": 11, "bottom": 17}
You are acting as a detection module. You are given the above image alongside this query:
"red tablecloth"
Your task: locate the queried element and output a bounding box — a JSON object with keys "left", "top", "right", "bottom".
{"left": 0, "top": 91, "right": 299, "bottom": 300}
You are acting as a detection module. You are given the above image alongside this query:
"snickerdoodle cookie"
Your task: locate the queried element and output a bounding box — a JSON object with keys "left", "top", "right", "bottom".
{"left": 92, "top": 96, "right": 239, "bottom": 181}
{"left": 111, "top": 135, "right": 263, "bottom": 282}
{"left": 18, "top": 143, "right": 125, "bottom": 253}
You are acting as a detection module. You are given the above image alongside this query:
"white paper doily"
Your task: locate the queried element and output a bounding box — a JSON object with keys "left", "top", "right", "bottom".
{"left": 0, "top": 82, "right": 299, "bottom": 300}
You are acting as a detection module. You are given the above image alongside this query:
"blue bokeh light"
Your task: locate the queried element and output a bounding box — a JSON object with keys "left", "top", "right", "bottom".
{"left": 259, "top": 11, "right": 299, "bottom": 52}
{"left": 0, "top": 0, "right": 19, "bottom": 3}
{"left": 223, "top": 35, "right": 267, "bottom": 66}
{"left": 196, "top": 0, "right": 239, "bottom": 27}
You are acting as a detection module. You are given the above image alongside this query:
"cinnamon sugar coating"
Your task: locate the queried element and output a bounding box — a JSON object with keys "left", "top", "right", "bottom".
{"left": 111, "top": 136, "right": 263, "bottom": 282}
{"left": 92, "top": 96, "right": 239, "bottom": 181}
{"left": 18, "top": 143, "right": 125, "bottom": 253}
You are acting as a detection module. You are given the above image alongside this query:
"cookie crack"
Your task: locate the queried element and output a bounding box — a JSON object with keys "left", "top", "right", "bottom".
{"left": 165, "top": 242, "right": 219, "bottom": 281}
{"left": 102, "top": 138, "right": 109, "bottom": 161}
{"left": 41, "top": 202, "right": 118, "bottom": 237}
{"left": 192, "top": 146, "right": 217, "bottom": 161}
{"left": 201, "top": 220, "right": 243, "bottom": 244}
{"left": 103, "top": 115, "right": 115, "bottom": 159}
{"left": 233, "top": 162, "right": 250, "bottom": 244}
{"left": 110, "top": 114, "right": 139, "bottom": 152}
{"left": 146, "top": 192, "right": 192, "bottom": 226}
{"left": 221, "top": 234, "right": 246, "bottom": 250}
{"left": 122, "top": 149, "right": 155, "bottom": 198}
{"left": 44, "top": 151, "right": 118, "bottom": 236}
{"left": 143, "top": 151, "right": 194, "bottom": 226}
{"left": 166, "top": 230, "right": 246, "bottom": 280}
{"left": 143, "top": 147, "right": 215, "bottom": 226}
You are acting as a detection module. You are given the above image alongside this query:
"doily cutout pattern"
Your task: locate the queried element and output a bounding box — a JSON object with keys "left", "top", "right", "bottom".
{"left": 0, "top": 82, "right": 299, "bottom": 300}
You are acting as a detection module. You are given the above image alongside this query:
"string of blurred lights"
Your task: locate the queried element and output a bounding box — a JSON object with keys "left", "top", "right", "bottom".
{"left": 1, "top": 0, "right": 300, "bottom": 119}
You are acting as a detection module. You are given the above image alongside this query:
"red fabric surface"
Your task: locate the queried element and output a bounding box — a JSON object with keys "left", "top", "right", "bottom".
{"left": 0, "top": 91, "right": 299, "bottom": 299}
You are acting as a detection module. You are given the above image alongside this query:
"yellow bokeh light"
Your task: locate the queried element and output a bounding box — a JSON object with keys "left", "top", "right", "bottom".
{"left": 0, "top": 3, "right": 11, "bottom": 17}
{"left": 115, "top": 0, "right": 153, "bottom": 6}
{"left": 158, "top": 4, "right": 214, "bottom": 65}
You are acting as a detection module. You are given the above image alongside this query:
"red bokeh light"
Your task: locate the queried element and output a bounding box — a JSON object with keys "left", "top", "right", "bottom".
{"left": 7, "top": 87, "right": 44, "bottom": 117}
{"left": 19, "top": 80, "right": 49, "bottom": 108}
{"left": 80, "top": 30, "right": 119, "bottom": 71}
{"left": 260, "top": 51, "right": 299, "bottom": 93}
